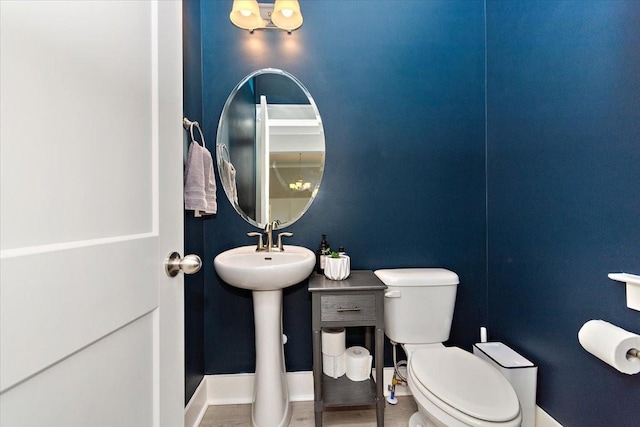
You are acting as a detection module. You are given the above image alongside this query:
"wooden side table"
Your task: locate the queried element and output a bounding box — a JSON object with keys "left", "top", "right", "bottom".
{"left": 308, "top": 270, "right": 387, "bottom": 427}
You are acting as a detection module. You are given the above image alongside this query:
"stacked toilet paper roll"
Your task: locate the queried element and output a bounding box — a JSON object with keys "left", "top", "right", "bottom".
{"left": 345, "top": 346, "right": 373, "bottom": 381}
{"left": 578, "top": 319, "right": 640, "bottom": 375}
{"left": 322, "top": 328, "right": 346, "bottom": 378}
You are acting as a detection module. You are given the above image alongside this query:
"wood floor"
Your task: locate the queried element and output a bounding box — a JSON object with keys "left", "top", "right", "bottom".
{"left": 199, "top": 396, "right": 418, "bottom": 427}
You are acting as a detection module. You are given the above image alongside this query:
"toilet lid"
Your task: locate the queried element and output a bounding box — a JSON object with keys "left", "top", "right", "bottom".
{"left": 411, "top": 347, "right": 520, "bottom": 422}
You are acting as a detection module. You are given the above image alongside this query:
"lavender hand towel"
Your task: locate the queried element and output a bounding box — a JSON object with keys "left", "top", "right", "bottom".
{"left": 184, "top": 141, "right": 207, "bottom": 212}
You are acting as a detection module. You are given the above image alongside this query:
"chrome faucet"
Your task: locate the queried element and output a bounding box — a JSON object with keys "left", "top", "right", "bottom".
{"left": 264, "top": 221, "right": 277, "bottom": 251}
{"left": 248, "top": 220, "right": 293, "bottom": 252}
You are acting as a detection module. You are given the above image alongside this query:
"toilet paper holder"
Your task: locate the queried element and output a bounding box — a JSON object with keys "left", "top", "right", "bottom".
{"left": 578, "top": 320, "right": 640, "bottom": 375}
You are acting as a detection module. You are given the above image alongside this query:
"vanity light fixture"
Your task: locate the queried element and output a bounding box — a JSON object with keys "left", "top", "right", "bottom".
{"left": 289, "top": 153, "right": 312, "bottom": 191}
{"left": 230, "top": 0, "right": 303, "bottom": 33}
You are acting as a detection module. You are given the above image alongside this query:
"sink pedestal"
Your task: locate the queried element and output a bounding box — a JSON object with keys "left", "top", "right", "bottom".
{"left": 213, "top": 245, "right": 316, "bottom": 427}
{"left": 252, "top": 289, "right": 290, "bottom": 427}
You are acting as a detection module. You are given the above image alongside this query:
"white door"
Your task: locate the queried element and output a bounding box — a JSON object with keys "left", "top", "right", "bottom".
{"left": 0, "top": 1, "right": 185, "bottom": 426}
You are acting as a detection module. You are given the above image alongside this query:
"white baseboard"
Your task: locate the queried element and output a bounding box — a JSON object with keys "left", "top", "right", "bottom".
{"left": 185, "top": 370, "right": 561, "bottom": 427}
{"left": 184, "top": 378, "right": 209, "bottom": 427}
{"left": 535, "top": 406, "right": 563, "bottom": 427}
{"left": 184, "top": 368, "right": 405, "bottom": 427}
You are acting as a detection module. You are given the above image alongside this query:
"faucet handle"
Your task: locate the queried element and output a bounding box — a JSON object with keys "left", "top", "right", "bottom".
{"left": 247, "top": 232, "right": 265, "bottom": 251}
{"left": 276, "top": 232, "right": 293, "bottom": 251}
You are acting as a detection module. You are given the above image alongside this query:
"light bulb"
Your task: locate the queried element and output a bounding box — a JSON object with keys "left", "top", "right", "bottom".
{"left": 240, "top": 9, "right": 252, "bottom": 17}
{"left": 271, "top": 0, "right": 302, "bottom": 31}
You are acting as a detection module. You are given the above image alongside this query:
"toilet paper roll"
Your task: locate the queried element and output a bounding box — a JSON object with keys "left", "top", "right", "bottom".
{"left": 322, "top": 352, "right": 346, "bottom": 378}
{"left": 322, "top": 327, "right": 346, "bottom": 356}
{"left": 578, "top": 319, "right": 640, "bottom": 375}
{"left": 345, "top": 346, "right": 373, "bottom": 381}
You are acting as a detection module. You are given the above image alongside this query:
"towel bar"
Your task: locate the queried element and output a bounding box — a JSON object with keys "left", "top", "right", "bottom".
{"left": 183, "top": 117, "right": 206, "bottom": 147}
{"left": 182, "top": 117, "right": 197, "bottom": 129}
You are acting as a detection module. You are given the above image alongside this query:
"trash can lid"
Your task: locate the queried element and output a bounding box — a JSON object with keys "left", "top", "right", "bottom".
{"left": 474, "top": 342, "right": 535, "bottom": 368}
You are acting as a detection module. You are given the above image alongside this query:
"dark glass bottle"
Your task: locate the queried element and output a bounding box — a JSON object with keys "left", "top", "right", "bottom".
{"left": 315, "top": 234, "right": 330, "bottom": 274}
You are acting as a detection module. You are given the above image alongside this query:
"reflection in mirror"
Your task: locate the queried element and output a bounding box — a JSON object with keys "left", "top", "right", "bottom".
{"left": 216, "top": 69, "right": 325, "bottom": 229}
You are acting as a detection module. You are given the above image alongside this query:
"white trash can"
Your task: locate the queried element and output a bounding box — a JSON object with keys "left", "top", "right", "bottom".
{"left": 473, "top": 342, "right": 538, "bottom": 427}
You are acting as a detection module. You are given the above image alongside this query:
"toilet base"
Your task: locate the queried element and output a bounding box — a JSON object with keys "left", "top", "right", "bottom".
{"left": 409, "top": 412, "right": 430, "bottom": 427}
{"left": 409, "top": 409, "right": 449, "bottom": 427}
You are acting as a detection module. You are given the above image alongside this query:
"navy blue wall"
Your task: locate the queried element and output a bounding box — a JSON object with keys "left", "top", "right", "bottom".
{"left": 486, "top": 1, "right": 640, "bottom": 425}
{"left": 184, "top": 1, "right": 640, "bottom": 425}
{"left": 182, "top": 0, "right": 206, "bottom": 404}
{"left": 199, "top": 0, "right": 486, "bottom": 374}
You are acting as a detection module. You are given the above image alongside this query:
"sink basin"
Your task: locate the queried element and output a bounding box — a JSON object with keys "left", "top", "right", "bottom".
{"left": 214, "top": 245, "right": 315, "bottom": 290}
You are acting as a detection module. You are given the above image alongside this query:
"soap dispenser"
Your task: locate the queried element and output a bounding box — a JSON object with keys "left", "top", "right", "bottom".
{"left": 315, "top": 234, "right": 330, "bottom": 274}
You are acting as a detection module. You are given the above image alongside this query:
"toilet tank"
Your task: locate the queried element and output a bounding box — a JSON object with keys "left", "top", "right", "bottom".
{"left": 374, "top": 268, "right": 459, "bottom": 344}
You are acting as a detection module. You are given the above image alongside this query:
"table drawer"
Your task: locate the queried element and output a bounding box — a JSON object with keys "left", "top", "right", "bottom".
{"left": 320, "top": 294, "right": 376, "bottom": 322}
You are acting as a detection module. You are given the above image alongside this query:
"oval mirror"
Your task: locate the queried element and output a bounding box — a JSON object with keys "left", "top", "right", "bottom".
{"left": 216, "top": 68, "right": 325, "bottom": 229}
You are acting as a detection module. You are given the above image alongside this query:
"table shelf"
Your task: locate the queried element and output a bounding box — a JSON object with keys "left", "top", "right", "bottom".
{"left": 321, "top": 374, "right": 377, "bottom": 407}
{"left": 309, "top": 271, "right": 387, "bottom": 427}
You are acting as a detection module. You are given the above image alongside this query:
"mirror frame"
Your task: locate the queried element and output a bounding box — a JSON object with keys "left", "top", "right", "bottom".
{"left": 215, "top": 68, "right": 325, "bottom": 229}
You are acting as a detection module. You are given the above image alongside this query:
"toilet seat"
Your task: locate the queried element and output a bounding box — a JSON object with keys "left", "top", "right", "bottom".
{"left": 409, "top": 346, "right": 520, "bottom": 426}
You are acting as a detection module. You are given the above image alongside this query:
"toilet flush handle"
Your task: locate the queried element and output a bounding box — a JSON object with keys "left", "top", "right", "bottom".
{"left": 385, "top": 290, "right": 401, "bottom": 298}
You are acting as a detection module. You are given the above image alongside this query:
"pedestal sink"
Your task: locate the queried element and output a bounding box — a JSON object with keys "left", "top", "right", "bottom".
{"left": 213, "top": 245, "right": 315, "bottom": 427}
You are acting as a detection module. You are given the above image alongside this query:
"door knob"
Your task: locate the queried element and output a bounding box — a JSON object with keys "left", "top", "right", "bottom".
{"left": 165, "top": 252, "right": 202, "bottom": 277}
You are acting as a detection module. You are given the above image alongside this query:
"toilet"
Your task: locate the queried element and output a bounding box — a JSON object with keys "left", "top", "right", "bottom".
{"left": 375, "top": 268, "right": 522, "bottom": 427}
